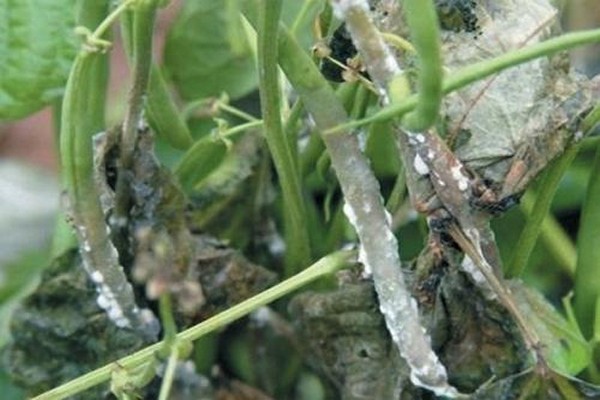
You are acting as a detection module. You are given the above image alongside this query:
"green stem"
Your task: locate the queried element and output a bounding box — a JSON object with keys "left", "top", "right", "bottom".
{"left": 326, "top": 28, "right": 600, "bottom": 134}
{"left": 535, "top": 196, "right": 577, "bottom": 276}
{"left": 159, "top": 293, "right": 177, "bottom": 347}
{"left": 121, "top": 10, "right": 193, "bottom": 150}
{"left": 581, "top": 102, "right": 600, "bottom": 134}
{"left": 218, "top": 101, "right": 258, "bottom": 122}
{"left": 89, "top": 0, "right": 136, "bottom": 43}
{"left": 400, "top": 0, "right": 442, "bottom": 132}
{"left": 507, "top": 144, "right": 579, "bottom": 278}
{"left": 157, "top": 347, "right": 179, "bottom": 400}
{"left": 574, "top": 142, "right": 600, "bottom": 339}
{"left": 515, "top": 191, "right": 577, "bottom": 277}
{"left": 225, "top": 0, "right": 247, "bottom": 57}
{"left": 31, "top": 250, "right": 355, "bottom": 400}
{"left": 146, "top": 66, "right": 194, "bottom": 150}
{"left": 257, "top": 0, "right": 311, "bottom": 275}
{"left": 290, "top": 0, "right": 316, "bottom": 36}
{"left": 51, "top": 98, "right": 76, "bottom": 257}
{"left": 113, "top": 0, "right": 159, "bottom": 223}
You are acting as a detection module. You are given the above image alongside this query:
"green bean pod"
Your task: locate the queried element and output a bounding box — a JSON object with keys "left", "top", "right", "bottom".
{"left": 60, "top": 1, "right": 156, "bottom": 338}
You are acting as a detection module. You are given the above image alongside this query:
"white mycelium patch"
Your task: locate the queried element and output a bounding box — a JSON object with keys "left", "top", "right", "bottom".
{"left": 90, "top": 270, "right": 104, "bottom": 283}
{"left": 330, "top": 0, "right": 369, "bottom": 19}
{"left": 461, "top": 256, "right": 496, "bottom": 300}
{"left": 413, "top": 154, "right": 430, "bottom": 175}
{"left": 450, "top": 165, "right": 469, "bottom": 191}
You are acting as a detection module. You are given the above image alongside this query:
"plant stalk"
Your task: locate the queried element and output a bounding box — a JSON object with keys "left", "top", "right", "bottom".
{"left": 257, "top": 0, "right": 311, "bottom": 275}
{"left": 507, "top": 144, "right": 579, "bottom": 278}
{"left": 113, "top": 0, "right": 159, "bottom": 224}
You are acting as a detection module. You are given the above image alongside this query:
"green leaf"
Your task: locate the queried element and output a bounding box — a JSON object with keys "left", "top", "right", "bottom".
{"left": 163, "top": 0, "right": 257, "bottom": 101}
{"left": 163, "top": 0, "right": 321, "bottom": 102}
{"left": 510, "top": 282, "right": 592, "bottom": 375}
{"left": 174, "top": 135, "right": 228, "bottom": 193}
{"left": 0, "top": 0, "right": 77, "bottom": 120}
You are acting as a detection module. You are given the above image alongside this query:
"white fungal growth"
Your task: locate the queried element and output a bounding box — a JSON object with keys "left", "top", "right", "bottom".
{"left": 413, "top": 154, "right": 430, "bottom": 175}
{"left": 358, "top": 244, "right": 371, "bottom": 277}
{"left": 268, "top": 233, "right": 286, "bottom": 256}
{"left": 450, "top": 165, "right": 469, "bottom": 191}
{"left": 330, "top": 0, "right": 369, "bottom": 19}
{"left": 343, "top": 201, "right": 359, "bottom": 227}
{"left": 342, "top": 200, "right": 460, "bottom": 398}
{"left": 90, "top": 270, "right": 104, "bottom": 283}
{"left": 96, "top": 283, "right": 134, "bottom": 328}
{"left": 363, "top": 201, "right": 372, "bottom": 214}
{"left": 415, "top": 134, "right": 426, "bottom": 143}
{"left": 357, "top": 129, "right": 368, "bottom": 151}
{"left": 96, "top": 293, "right": 110, "bottom": 309}
{"left": 251, "top": 307, "right": 272, "bottom": 326}
{"left": 461, "top": 256, "right": 496, "bottom": 300}
{"left": 384, "top": 209, "right": 393, "bottom": 226}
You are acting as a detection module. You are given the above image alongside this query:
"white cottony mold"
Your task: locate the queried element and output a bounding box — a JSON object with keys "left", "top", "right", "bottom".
{"left": 461, "top": 256, "right": 497, "bottom": 300}
{"left": 358, "top": 244, "right": 372, "bottom": 277}
{"left": 330, "top": 0, "right": 369, "bottom": 19}
{"left": 251, "top": 307, "right": 272, "bottom": 326}
{"left": 90, "top": 270, "right": 104, "bottom": 283}
{"left": 96, "top": 293, "right": 110, "bottom": 309}
{"left": 450, "top": 165, "right": 469, "bottom": 191}
{"left": 343, "top": 201, "right": 359, "bottom": 227}
{"left": 413, "top": 154, "right": 430, "bottom": 175}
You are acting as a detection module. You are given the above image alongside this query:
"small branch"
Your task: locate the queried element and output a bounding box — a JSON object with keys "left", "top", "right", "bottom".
{"left": 507, "top": 145, "right": 579, "bottom": 278}
{"left": 120, "top": 10, "right": 193, "bottom": 151}
{"left": 113, "top": 0, "right": 159, "bottom": 223}
{"left": 257, "top": 0, "right": 311, "bottom": 275}
{"left": 157, "top": 347, "right": 179, "bottom": 400}
{"left": 520, "top": 192, "right": 577, "bottom": 276}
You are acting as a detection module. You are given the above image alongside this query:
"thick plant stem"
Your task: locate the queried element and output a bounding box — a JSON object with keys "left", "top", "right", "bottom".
{"left": 60, "top": 1, "right": 155, "bottom": 335}
{"left": 507, "top": 144, "right": 579, "bottom": 278}
{"left": 113, "top": 0, "right": 159, "bottom": 224}
{"left": 328, "top": 1, "right": 458, "bottom": 395}
{"left": 31, "top": 250, "right": 355, "bottom": 400}
{"left": 244, "top": 4, "right": 459, "bottom": 395}
{"left": 257, "top": 0, "right": 311, "bottom": 275}
{"left": 574, "top": 143, "right": 600, "bottom": 339}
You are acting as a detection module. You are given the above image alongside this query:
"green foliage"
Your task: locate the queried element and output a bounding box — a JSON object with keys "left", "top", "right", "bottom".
{"left": 174, "top": 134, "right": 228, "bottom": 193}
{"left": 163, "top": 0, "right": 320, "bottom": 103}
{"left": 0, "top": 0, "right": 77, "bottom": 120}
{"left": 163, "top": 1, "right": 257, "bottom": 101}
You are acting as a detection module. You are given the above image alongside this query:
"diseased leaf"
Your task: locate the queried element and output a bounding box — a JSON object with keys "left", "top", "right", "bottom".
{"left": 0, "top": 0, "right": 77, "bottom": 120}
